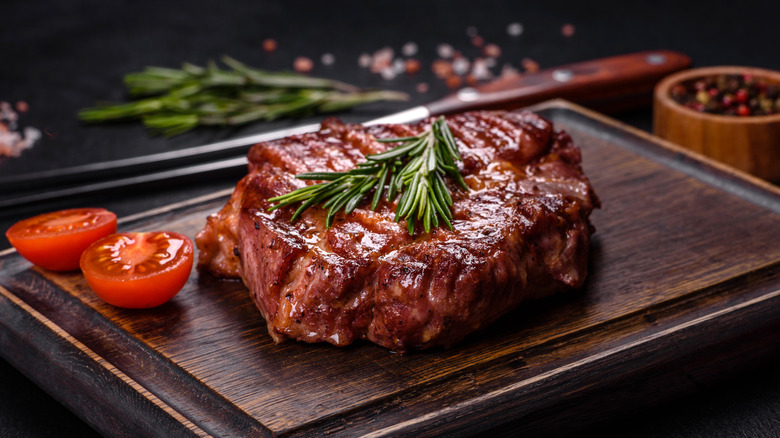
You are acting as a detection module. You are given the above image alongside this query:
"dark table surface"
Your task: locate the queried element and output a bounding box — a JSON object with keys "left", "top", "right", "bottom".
{"left": 2, "top": 0, "right": 780, "bottom": 436}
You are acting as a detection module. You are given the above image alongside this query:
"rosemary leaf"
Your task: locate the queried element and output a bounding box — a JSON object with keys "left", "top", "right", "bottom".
{"left": 296, "top": 172, "right": 349, "bottom": 181}
{"left": 267, "top": 117, "right": 467, "bottom": 235}
{"left": 80, "top": 56, "right": 408, "bottom": 136}
{"left": 346, "top": 177, "right": 378, "bottom": 214}
{"left": 371, "top": 164, "right": 390, "bottom": 210}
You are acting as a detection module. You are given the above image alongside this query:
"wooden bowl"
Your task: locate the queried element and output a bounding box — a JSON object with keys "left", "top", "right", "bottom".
{"left": 653, "top": 66, "right": 780, "bottom": 182}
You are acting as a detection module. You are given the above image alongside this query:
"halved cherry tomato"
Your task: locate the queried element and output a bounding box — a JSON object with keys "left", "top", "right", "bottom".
{"left": 79, "top": 231, "right": 193, "bottom": 309}
{"left": 5, "top": 208, "right": 117, "bottom": 271}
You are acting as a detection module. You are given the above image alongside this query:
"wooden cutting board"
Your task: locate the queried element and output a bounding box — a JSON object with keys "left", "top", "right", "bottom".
{"left": 2, "top": 100, "right": 779, "bottom": 437}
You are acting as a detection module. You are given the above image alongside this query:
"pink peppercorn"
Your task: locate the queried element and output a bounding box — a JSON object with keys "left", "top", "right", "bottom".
{"left": 293, "top": 57, "right": 314, "bottom": 73}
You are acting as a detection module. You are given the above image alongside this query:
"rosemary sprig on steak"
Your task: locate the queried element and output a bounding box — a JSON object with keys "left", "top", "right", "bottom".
{"left": 268, "top": 117, "right": 469, "bottom": 234}
{"left": 78, "top": 56, "right": 408, "bottom": 137}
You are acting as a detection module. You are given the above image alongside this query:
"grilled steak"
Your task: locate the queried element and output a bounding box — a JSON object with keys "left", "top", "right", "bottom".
{"left": 196, "top": 111, "right": 599, "bottom": 352}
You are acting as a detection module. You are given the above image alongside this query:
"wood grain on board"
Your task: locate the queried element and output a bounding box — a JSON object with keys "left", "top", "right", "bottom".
{"left": 1, "top": 100, "right": 779, "bottom": 437}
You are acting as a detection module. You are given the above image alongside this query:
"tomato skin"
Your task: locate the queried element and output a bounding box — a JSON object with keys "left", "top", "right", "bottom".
{"left": 5, "top": 208, "right": 117, "bottom": 271}
{"left": 80, "top": 231, "right": 193, "bottom": 309}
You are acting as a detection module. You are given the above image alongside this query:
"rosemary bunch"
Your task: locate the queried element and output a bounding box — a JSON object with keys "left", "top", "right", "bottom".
{"left": 268, "top": 117, "right": 468, "bottom": 234}
{"left": 79, "top": 56, "right": 408, "bottom": 136}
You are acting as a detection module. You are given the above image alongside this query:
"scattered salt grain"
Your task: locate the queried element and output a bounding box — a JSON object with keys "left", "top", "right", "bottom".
{"left": 1, "top": 102, "right": 14, "bottom": 119}
{"left": 0, "top": 101, "right": 39, "bottom": 158}
{"left": 0, "top": 133, "right": 20, "bottom": 157}
{"left": 358, "top": 53, "right": 372, "bottom": 68}
{"left": 401, "top": 42, "right": 418, "bottom": 57}
{"left": 321, "top": 53, "right": 335, "bottom": 66}
{"left": 370, "top": 47, "right": 394, "bottom": 73}
{"left": 24, "top": 127, "right": 41, "bottom": 144}
{"left": 416, "top": 82, "right": 429, "bottom": 93}
{"left": 507, "top": 22, "right": 524, "bottom": 37}
{"left": 392, "top": 58, "right": 406, "bottom": 74}
{"left": 471, "top": 36, "right": 484, "bottom": 48}
{"left": 561, "top": 23, "right": 575, "bottom": 37}
{"left": 437, "top": 44, "right": 454, "bottom": 59}
{"left": 452, "top": 57, "right": 470, "bottom": 76}
{"left": 0, "top": 102, "right": 17, "bottom": 130}
{"left": 293, "top": 57, "right": 314, "bottom": 73}
{"left": 471, "top": 59, "right": 493, "bottom": 81}
{"left": 380, "top": 66, "right": 397, "bottom": 80}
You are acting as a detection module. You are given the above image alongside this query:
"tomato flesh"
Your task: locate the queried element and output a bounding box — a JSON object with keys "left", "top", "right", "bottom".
{"left": 80, "top": 231, "right": 193, "bottom": 309}
{"left": 6, "top": 208, "right": 117, "bottom": 271}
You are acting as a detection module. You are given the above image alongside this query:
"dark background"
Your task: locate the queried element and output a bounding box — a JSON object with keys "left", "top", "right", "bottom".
{"left": 2, "top": 0, "right": 779, "bottom": 436}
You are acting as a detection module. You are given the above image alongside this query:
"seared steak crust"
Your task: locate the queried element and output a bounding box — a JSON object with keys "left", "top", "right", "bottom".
{"left": 196, "top": 111, "right": 599, "bottom": 352}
